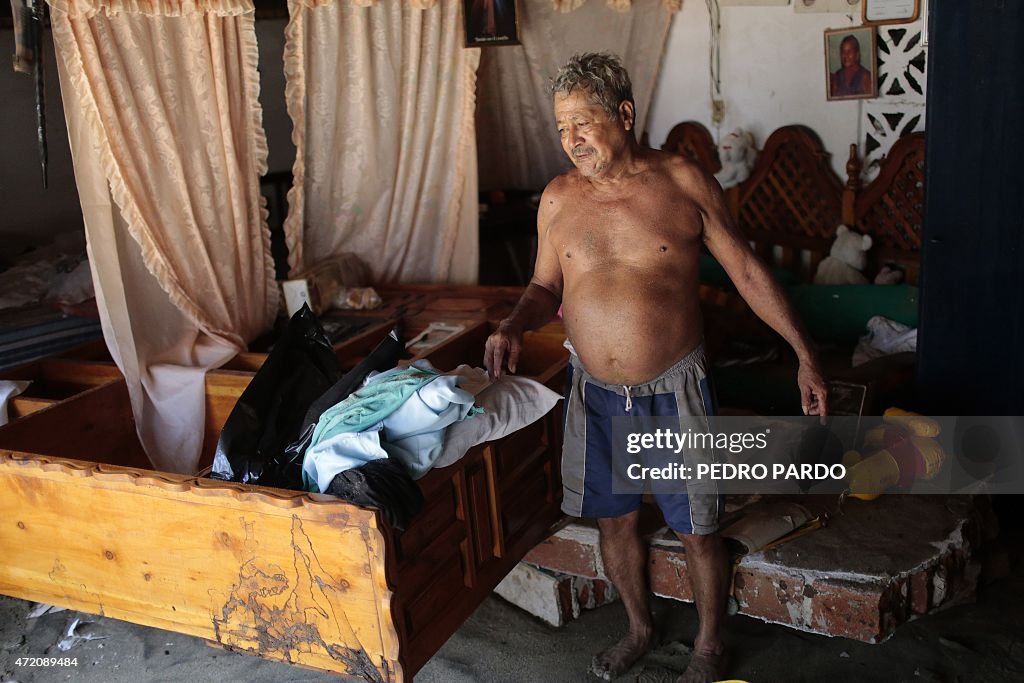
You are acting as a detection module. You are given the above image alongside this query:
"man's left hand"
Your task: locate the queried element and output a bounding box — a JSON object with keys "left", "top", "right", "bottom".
{"left": 798, "top": 360, "right": 829, "bottom": 416}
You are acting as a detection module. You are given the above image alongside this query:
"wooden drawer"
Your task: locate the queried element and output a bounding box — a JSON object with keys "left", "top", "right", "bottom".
{"left": 0, "top": 319, "right": 569, "bottom": 682}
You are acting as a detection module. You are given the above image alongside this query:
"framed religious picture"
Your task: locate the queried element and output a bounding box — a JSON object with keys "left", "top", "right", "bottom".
{"left": 824, "top": 27, "right": 878, "bottom": 100}
{"left": 862, "top": 0, "right": 920, "bottom": 25}
{"left": 464, "top": 0, "right": 520, "bottom": 47}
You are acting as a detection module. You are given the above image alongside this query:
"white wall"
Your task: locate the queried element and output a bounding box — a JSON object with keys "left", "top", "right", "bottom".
{"left": 647, "top": 2, "right": 864, "bottom": 178}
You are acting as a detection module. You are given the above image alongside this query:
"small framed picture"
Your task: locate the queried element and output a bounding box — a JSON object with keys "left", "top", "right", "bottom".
{"left": 862, "top": 0, "right": 920, "bottom": 25}
{"left": 824, "top": 27, "right": 878, "bottom": 101}
{"left": 464, "top": 0, "right": 520, "bottom": 47}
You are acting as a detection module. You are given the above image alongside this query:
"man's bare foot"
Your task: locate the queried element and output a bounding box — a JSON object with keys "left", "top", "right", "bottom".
{"left": 589, "top": 630, "right": 655, "bottom": 680}
{"left": 676, "top": 648, "right": 728, "bottom": 683}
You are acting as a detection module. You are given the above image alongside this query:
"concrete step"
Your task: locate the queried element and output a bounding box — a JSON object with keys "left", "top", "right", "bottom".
{"left": 494, "top": 561, "right": 618, "bottom": 627}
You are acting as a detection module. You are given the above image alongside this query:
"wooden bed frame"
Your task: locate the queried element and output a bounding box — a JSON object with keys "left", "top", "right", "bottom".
{"left": 0, "top": 286, "right": 568, "bottom": 682}
{"left": 664, "top": 122, "right": 925, "bottom": 285}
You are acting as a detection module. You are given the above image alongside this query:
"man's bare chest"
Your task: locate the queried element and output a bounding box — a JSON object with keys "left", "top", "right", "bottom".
{"left": 548, "top": 191, "right": 703, "bottom": 263}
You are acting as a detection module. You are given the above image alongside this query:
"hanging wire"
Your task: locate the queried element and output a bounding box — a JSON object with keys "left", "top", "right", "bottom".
{"left": 705, "top": 0, "right": 722, "bottom": 140}
{"left": 705, "top": 0, "right": 721, "bottom": 100}
{"left": 26, "top": 0, "right": 49, "bottom": 188}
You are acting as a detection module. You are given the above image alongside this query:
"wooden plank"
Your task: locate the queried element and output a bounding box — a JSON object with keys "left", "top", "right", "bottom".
{"left": 482, "top": 445, "right": 505, "bottom": 560}
{"left": 0, "top": 382, "right": 149, "bottom": 469}
{"left": 218, "top": 352, "right": 266, "bottom": 373}
{"left": 0, "top": 454, "right": 399, "bottom": 681}
{"left": 412, "top": 321, "right": 489, "bottom": 371}
{"left": 465, "top": 456, "right": 498, "bottom": 566}
{"left": 1, "top": 359, "right": 122, "bottom": 402}
{"left": 195, "top": 371, "right": 254, "bottom": 473}
{"left": 510, "top": 326, "right": 569, "bottom": 386}
{"left": 7, "top": 396, "right": 55, "bottom": 420}
{"left": 38, "top": 358, "right": 123, "bottom": 386}
{"left": 375, "top": 284, "right": 525, "bottom": 300}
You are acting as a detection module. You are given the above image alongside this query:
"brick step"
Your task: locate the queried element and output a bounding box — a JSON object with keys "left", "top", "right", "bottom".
{"left": 511, "top": 495, "right": 991, "bottom": 643}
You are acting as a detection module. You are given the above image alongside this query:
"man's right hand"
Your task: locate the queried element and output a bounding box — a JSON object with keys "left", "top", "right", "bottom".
{"left": 484, "top": 320, "right": 524, "bottom": 380}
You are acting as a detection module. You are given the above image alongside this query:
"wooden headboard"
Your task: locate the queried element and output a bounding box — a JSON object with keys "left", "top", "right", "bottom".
{"left": 662, "top": 121, "right": 722, "bottom": 175}
{"left": 663, "top": 123, "right": 925, "bottom": 285}
{"left": 851, "top": 132, "right": 926, "bottom": 284}
{"left": 731, "top": 126, "right": 845, "bottom": 281}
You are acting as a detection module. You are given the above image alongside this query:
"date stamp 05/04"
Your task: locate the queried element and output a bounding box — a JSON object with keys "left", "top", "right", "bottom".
{"left": 14, "top": 657, "right": 78, "bottom": 667}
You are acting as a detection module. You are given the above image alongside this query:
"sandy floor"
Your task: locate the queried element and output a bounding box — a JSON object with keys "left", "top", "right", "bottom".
{"left": 2, "top": 564, "right": 1022, "bottom": 683}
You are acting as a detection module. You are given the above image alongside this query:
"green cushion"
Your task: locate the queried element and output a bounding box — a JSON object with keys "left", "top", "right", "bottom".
{"left": 700, "top": 251, "right": 919, "bottom": 343}
{"left": 787, "top": 284, "right": 919, "bottom": 343}
{"left": 699, "top": 254, "right": 802, "bottom": 290}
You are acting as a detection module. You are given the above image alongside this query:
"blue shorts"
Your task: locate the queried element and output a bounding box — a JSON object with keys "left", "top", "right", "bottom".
{"left": 560, "top": 344, "right": 724, "bottom": 535}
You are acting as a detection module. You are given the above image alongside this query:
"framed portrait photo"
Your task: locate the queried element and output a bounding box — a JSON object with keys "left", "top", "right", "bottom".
{"left": 824, "top": 27, "right": 878, "bottom": 101}
{"left": 464, "top": 0, "right": 520, "bottom": 47}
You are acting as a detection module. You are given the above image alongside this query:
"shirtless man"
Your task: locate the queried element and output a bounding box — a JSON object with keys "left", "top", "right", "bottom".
{"left": 484, "top": 53, "right": 828, "bottom": 683}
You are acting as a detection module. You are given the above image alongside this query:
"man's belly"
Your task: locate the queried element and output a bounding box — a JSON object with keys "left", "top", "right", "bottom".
{"left": 562, "top": 269, "right": 704, "bottom": 386}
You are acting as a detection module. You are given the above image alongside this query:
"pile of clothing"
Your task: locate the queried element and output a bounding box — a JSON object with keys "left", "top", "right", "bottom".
{"left": 302, "top": 361, "right": 487, "bottom": 492}
{"left": 210, "top": 306, "right": 560, "bottom": 530}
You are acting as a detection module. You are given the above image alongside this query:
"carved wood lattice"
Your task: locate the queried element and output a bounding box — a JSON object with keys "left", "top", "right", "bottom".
{"left": 855, "top": 132, "right": 925, "bottom": 252}
{"left": 737, "top": 126, "right": 842, "bottom": 241}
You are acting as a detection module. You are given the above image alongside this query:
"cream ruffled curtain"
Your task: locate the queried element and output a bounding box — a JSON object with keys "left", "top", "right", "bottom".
{"left": 51, "top": 0, "right": 278, "bottom": 473}
{"left": 283, "top": 0, "right": 480, "bottom": 283}
{"left": 477, "top": 0, "right": 677, "bottom": 191}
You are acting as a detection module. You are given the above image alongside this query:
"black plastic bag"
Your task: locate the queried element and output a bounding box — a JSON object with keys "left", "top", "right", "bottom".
{"left": 210, "top": 304, "right": 342, "bottom": 488}
{"left": 282, "top": 325, "right": 406, "bottom": 470}
{"left": 291, "top": 326, "right": 425, "bottom": 528}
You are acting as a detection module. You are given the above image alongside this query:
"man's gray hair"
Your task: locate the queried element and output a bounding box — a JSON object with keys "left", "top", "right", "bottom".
{"left": 551, "top": 52, "right": 634, "bottom": 119}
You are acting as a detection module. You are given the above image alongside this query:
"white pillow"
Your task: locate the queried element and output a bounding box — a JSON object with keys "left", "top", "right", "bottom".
{"left": 432, "top": 376, "right": 562, "bottom": 470}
